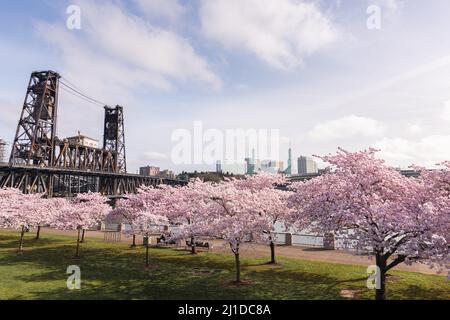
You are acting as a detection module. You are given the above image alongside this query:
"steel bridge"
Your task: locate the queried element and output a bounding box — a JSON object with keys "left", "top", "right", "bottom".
{"left": 0, "top": 70, "right": 185, "bottom": 197}
{"left": 288, "top": 169, "right": 420, "bottom": 182}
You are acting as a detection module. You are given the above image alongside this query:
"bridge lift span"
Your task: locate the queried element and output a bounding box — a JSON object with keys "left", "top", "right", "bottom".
{"left": 0, "top": 70, "right": 183, "bottom": 197}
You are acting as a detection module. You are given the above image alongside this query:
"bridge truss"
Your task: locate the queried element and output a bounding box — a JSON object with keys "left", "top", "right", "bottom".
{"left": 1, "top": 70, "right": 184, "bottom": 197}
{"left": 0, "top": 164, "right": 182, "bottom": 197}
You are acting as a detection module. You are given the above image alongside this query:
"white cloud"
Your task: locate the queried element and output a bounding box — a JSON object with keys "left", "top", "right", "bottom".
{"left": 83, "top": 1, "right": 220, "bottom": 89}
{"left": 0, "top": 99, "right": 19, "bottom": 128}
{"left": 31, "top": 1, "right": 222, "bottom": 150}
{"left": 375, "top": 135, "right": 450, "bottom": 168}
{"left": 143, "top": 151, "right": 169, "bottom": 161}
{"left": 36, "top": 0, "right": 221, "bottom": 93}
{"left": 135, "top": 0, "right": 185, "bottom": 22}
{"left": 199, "top": 0, "right": 339, "bottom": 70}
{"left": 0, "top": 99, "right": 18, "bottom": 152}
{"left": 404, "top": 124, "right": 424, "bottom": 135}
{"left": 307, "top": 115, "right": 385, "bottom": 142}
{"left": 442, "top": 101, "right": 450, "bottom": 122}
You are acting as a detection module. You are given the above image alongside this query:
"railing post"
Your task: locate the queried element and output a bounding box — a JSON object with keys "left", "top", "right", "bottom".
{"left": 285, "top": 233, "right": 293, "bottom": 246}
{"left": 323, "top": 233, "right": 335, "bottom": 250}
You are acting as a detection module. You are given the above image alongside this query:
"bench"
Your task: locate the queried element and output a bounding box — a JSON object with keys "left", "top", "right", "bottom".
{"left": 185, "top": 240, "right": 213, "bottom": 251}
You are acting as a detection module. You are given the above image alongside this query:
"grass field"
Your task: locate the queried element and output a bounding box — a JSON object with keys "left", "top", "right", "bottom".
{"left": 0, "top": 230, "right": 448, "bottom": 300}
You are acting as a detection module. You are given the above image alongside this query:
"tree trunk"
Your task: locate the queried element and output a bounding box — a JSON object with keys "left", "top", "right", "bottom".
{"left": 80, "top": 229, "right": 86, "bottom": 243}
{"left": 18, "top": 225, "right": 25, "bottom": 252}
{"left": 190, "top": 236, "right": 197, "bottom": 254}
{"left": 375, "top": 254, "right": 387, "bottom": 300}
{"left": 131, "top": 234, "right": 136, "bottom": 248}
{"left": 375, "top": 271, "right": 386, "bottom": 300}
{"left": 234, "top": 244, "right": 241, "bottom": 283}
{"left": 35, "top": 225, "right": 41, "bottom": 240}
{"left": 146, "top": 240, "right": 150, "bottom": 267}
{"left": 75, "top": 228, "right": 81, "bottom": 257}
{"left": 269, "top": 238, "right": 276, "bottom": 264}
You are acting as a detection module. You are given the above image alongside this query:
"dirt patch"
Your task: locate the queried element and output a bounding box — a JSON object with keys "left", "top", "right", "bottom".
{"left": 340, "top": 289, "right": 361, "bottom": 299}
{"left": 143, "top": 264, "right": 159, "bottom": 271}
{"left": 386, "top": 274, "right": 402, "bottom": 282}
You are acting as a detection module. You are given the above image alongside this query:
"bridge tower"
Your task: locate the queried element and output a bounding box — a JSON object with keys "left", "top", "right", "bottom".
{"left": 9, "top": 71, "right": 60, "bottom": 167}
{"left": 103, "top": 105, "right": 127, "bottom": 173}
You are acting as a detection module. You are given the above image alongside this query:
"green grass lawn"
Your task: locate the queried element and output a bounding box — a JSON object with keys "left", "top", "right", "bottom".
{"left": 0, "top": 230, "right": 448, "bottom": 300}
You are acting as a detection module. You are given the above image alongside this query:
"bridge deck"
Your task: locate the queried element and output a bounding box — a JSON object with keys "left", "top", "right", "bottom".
{"left": 0, "top": 164, "right": 185, "bottom": 197}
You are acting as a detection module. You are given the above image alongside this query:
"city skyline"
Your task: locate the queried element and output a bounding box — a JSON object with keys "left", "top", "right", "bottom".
{"left": 1, "top": 1, "right": 450, "bottom": 174}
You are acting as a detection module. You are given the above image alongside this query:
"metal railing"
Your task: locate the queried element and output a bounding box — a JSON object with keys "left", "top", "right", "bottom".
{"left": 103, "top": 230, "right": 121, "bottom": 242}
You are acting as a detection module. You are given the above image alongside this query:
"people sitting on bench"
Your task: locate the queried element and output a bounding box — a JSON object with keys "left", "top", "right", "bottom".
{"left": 185, "top": 240, "right": 211, "bottom": 248}
{"left": 157, "top": 233, "right": 176, "bottom": 245}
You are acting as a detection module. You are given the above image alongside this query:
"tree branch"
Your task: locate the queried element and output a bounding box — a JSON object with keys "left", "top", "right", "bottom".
{"left": 386, "top": 255, "right": 406, "bottom": 271}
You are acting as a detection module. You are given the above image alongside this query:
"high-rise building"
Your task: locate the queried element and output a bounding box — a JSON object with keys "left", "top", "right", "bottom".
{"left": 245, "top": 149, "right": 257, "bottom": 175}
{"left": 297, "top": 156, "right": 318, "bottom": 175}
{"left": 139, "top": 166, "right": 160, "bottom": 176}
{"left": 217, "top": 160, "right": 247, "bottom": 175}
{"left": 244, "top": 148, "right": 287, "bottom": 175}
{"left": 284, "top": 147, "right": 292, "bottom": 175}
{"left": 0, "top": 138, "right": 7, "bottom": 163}
{"left": 244, "top": 158, "right": 254, "bottom": 175}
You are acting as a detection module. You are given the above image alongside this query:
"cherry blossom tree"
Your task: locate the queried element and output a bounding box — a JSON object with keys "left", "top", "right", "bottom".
{"left": 32, "top": 197, "right": 63, "bottom": 240}
{"left": 0, "top": 188, "right": 31, "bottom": 251}
{"left": 0, "top": 188, "right": 22, "bottom": 228}
{"left": 108, "top": 187, "right": 169, "bottom": 266}
{"left": 162, "top": 180, "right": 214, "bottom": 254}
{"left": 0, "top": 189, "right": 58, "bottom": 251}
{"left": 132, "top": 211, "right": 168, "bottom": 267}
{"left": 416, "top": 162, "right": 450, "bottom": 242}
{"left": 53, "top": 192, "right": 110, "bottom": 257}
{"left": 234, "top": 174, "right": 293, "bottom": 264}
{"left": 415, "top": 162, "right": 450, "bottom": 275}
{"left": 256, "top": 188, "right": 294, "bottom": 264}
{"left": 107, "top": 195, "right": 147, "bottom": 247}
{"left": 208, "top": 181, "right": 268, "bottom": 283}
{"left": 288, "top": 148, "right": 449, "bottom": 300}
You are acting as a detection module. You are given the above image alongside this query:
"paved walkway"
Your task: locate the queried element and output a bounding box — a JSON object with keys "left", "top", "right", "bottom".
{"left": 24, "top": 228, "right": 449, "bottom": 276}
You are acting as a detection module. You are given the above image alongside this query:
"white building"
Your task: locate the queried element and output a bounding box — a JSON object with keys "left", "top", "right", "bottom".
{"left": 216, "top": 160, "right": 247, "bottom": 175}
{"left": 259, "top": 160, "right": 284, "bottom": 174}
{"left": 0, "top": 138, "right": 7, "bottom": 163}
{"left": 65, "top": 133, "right": 99, "bottom": 149}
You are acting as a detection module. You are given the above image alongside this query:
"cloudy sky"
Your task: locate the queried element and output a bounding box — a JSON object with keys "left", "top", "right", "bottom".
{"left": 1, "top": 0, "right": 450, "bottom": 173}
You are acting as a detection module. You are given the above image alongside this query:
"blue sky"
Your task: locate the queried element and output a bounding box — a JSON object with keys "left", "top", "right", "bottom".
{"left": 1, "top": 0, "right": 450, "bottom": 173}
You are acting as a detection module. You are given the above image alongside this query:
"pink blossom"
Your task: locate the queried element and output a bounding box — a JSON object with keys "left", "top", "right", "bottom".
{"left": 288, "top": 148, "right": 449, "bottom": 299}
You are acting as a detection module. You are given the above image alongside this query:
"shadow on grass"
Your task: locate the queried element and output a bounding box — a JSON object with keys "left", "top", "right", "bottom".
{"left": 1, "top": 234, "right": 449, "bottom": 300}
{"left": 0, "top": 233, "right": 68, "bottom": 250}
{"left": 389, "top": 284, "right": 449, "bottom": 300}
{"left": 3, "top": 246, "right": 241, "bottom": 299}
{"left": 243, "top": 265, "right": 361, "bottom": 300}
{"left": 1, "top": 241, "right": 332, "bottom": 299}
